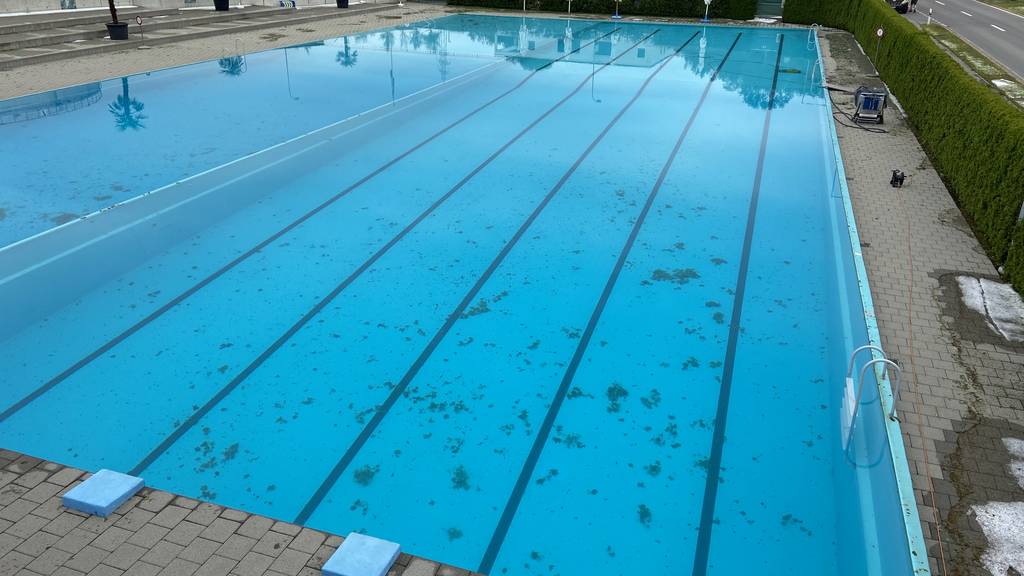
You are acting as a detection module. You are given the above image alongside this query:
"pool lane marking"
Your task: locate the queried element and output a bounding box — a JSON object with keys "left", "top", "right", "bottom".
{"left": 476, "top": 31, "right": 743, "bottom": 576}
{"left": 291, "top": 28, "right": 684, "bottom": 526}
{"left": 690, "top": 34, "right": 785, "bottom": 576}
{"left": 126, "top": 28, "right": 657, "bottom": 479}
{"left": 0, "top": 24, "right": 612, "bottom": 426}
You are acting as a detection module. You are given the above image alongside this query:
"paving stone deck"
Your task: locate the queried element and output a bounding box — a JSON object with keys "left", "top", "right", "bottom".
{"left": 0, "top": 2, "right": 455, "bottom": 99}
{"left": 821, "top": 29, "right": 1024, "bottom": 576}
{"left": 0, "top": 449, "right": 481, "bottom": 576}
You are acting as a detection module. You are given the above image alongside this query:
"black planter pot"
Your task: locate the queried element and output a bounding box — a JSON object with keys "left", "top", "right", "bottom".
{"left": 214, "top": 0, "right": 229, "bottom": 11}
{"left": 106, "top": 21, "right": 129, "bottom": 40}
{"left": 336, "top": 0, "right": 348, "bottom": 7}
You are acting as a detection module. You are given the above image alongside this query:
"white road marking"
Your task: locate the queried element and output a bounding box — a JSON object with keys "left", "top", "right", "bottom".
{"left": 992, "top": 24, "right": 1006, "bottom": 31}
{"left": 969, "top": 0, "right": 1024, "bottom": 20}
{"left": 935, "top": 1, "right": 945, "bottom": 5}
{"left": 961, "top": 10, "right": 972, "bottom": 16}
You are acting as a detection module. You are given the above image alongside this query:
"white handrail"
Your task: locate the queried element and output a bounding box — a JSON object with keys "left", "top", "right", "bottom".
{"left": 846, "top": 344, "right": 885, "bottom": 379}
{"left": 845, "top": 357, "right": 902, "bottom": 462}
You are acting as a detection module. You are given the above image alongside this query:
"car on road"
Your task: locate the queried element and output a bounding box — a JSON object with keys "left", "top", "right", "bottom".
{"left": 888, "top": 0, "right": 910, "bottom": 13}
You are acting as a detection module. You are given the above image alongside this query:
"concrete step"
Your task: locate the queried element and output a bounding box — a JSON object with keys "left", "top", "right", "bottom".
{"left": 0, "top": 2, "right": 398, "bottom": 70}
{"left": 756, "top": 0, "right": 784, "bottom": 17}
{"left": 0, "top": 6, "right": 282, "bottom": 50}
{"left": 0, "top": 7, "right": 177, "bottom": 34}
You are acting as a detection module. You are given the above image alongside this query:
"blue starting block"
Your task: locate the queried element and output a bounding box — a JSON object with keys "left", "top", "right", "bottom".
{"left": 322, "top": 533, "right": 400, "bottom": 576}
{"left": 62, "top": 469, "right": 144, "bottom": 517}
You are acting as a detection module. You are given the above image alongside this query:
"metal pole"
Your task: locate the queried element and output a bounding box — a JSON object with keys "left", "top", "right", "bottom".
{"left": 285, "top": 48, "right": 296, "bottom": 100}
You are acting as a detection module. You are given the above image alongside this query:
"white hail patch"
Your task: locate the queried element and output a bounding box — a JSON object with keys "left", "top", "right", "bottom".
{"left": 971, "top": 438, "right": 1024, "bottom": 576}
{"left": 957, "top": 276, "right": 1024, "bottom": 342}
{"left": 973, "top": 501, "right": 1024, "bottom": 576}
{"left": 1006, "top": 438, "right": 1024, "bottom": 488}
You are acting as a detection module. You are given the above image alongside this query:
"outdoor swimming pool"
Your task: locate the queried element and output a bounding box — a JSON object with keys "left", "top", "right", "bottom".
{"left": 0, "top": 14, "right": 926, "bottom": 576}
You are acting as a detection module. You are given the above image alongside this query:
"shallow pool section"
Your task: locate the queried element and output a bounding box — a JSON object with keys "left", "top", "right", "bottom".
{"left": 0, "top": 15, "right": 925, "bottom": 576}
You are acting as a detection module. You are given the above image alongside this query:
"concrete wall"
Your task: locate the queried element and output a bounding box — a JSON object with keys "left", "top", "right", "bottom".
{"left": 0, "top": 0, "right": 132, "bottom": 14}
{"left": 1, "top": 0, "right": 347, "bottom": 14}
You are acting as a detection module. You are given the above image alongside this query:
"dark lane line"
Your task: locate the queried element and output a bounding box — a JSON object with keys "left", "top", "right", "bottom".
{"left": 292, "top": 29, "right": 676, "bottom": 526}
{"left": 690, "top": 34, "right": 785, "bottom": 576}
{"left": 0, "top": 23, "right": 609, "bottom": 425}
{"left": 127, "top": 27, "right": 646, "bottom": 478}
{"left": 476, "top": 32, "right": 743, "bottom": 576}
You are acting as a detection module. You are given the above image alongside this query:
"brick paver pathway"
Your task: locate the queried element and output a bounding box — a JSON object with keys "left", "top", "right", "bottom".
{"left": 0, "top": 449, "right": 480, "bottom": 576}
{"left": 822, "top": 29, "right": 1024, "bottom": 576}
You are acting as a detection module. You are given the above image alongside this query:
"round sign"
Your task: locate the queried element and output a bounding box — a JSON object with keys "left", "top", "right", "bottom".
{"left": 704, "top": 0, "right": 711, "bottom": 4}
{"left": 136, "top": 15, "right": 143, "bottom": 25}
{"left": 876, "top": 27, "right": 884, "bottom": 37}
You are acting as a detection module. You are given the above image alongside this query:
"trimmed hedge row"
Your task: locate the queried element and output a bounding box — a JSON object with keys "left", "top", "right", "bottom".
{"left": 447, "top": 0, "right": 758, "bottom": 21}
{"left": 784, "top": 0, "right": 1024, "bottom": 292}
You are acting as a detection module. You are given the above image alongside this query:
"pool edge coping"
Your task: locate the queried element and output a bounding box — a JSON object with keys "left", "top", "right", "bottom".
{"left": 815, "top": 29, "right": 932, "bottom": 576}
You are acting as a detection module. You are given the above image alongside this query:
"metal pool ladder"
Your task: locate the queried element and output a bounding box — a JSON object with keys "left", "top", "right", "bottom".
{"left": 841, "top": 345, "right": 903, "bottom": 453}
{"left": 807, "top": 23, "right": 820, "bottom": 51}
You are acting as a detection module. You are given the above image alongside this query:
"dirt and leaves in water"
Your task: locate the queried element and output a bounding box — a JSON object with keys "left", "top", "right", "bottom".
{"left": 461, "top": 291, "right": 509, "bottom": 319}
{"left": 606, "top": 383, "right": 628, "bottom": 413}
{"left": 552, "top": 426, "right": 585, "bottom": 449}
{"left": 648, "top": 268, "right": 701, "bottom": 285}
{"left": 638, "top": 504, "right": 653, "bottom": 527}
{"left": 353, "top": 464, "right": 380, "bottom": 486}
{"left": 451, "top": 465, "right": 471, "bottom": 490}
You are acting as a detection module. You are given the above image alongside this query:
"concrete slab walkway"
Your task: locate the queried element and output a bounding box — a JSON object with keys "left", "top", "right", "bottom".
{"left": 0, "top": 2, "right": 452, "bottom": 93}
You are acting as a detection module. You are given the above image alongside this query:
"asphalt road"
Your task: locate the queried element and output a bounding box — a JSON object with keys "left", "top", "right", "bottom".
{"left": 903, "top": 0, "right": 1024, "bottom": 81}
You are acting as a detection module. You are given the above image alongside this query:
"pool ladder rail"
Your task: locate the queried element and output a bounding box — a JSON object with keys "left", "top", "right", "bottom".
{"left": 841, "top": 345, "right": 903, "bottom": 454}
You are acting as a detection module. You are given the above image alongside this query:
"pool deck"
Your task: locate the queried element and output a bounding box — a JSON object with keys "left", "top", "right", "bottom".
{"left": 0, "top": 2, "right": 456, "bottom": 99}
{"left": 0, "top": 448, "right": 481, "bottom": 576}
{"left": 821, "top": 29, "right": 1024, "bottom": 576}
{"left": 0, "top": 7, "right": 1023, "bottom": 576}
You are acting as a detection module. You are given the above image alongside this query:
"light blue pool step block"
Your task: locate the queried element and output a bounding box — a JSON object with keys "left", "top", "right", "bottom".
{"left": 62, "top": 469, "right": 144, "bottom": 517}
{"left": 322, "top": 532, "right": 400, "bottom": 576}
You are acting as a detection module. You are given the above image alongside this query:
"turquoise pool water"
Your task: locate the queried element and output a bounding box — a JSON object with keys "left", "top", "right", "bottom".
{"left": 0, "top": 14, "right": 921, "bottom": 575}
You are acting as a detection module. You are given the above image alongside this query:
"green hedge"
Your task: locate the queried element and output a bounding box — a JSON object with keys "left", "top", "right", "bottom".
{"left": 447, "top": 0, "right": 758, "bottom": 21}
{"left": 784, "top": 0, "right": 1024, "bottom": 292}
{"left": 1009, "top": 222, "right": 1024, "bottom": 288}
